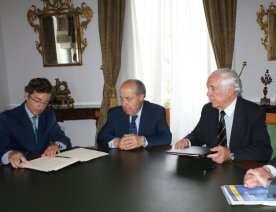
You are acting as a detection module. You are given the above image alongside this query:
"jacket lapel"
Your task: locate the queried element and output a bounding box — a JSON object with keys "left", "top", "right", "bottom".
{"left": 139, "top": 101, "right": 150, "bottom": 135}
{"left": 121, "top": 110, "right": 130, "bottom": 134}
{"left": 17, "top": 104, "right": 37, "bottom": 146}
{"left": 229, "top": 98, "right": 243, "bottom": 148}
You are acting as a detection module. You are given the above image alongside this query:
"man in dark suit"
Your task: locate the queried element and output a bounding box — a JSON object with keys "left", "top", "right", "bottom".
{"left": 175, "top": 68, "right": 272, "bottom": 164}
{"left": 244, "top": 158, "right": 276, "bottom": 188}
{"left": 0, "top": 78, "right": 71, "bottom": 168}
{"left": 97, "top": 79, "right": 171, "bottom": 150}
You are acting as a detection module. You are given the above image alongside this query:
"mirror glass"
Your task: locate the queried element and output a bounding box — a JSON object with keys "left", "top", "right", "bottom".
{"left": 268, "top": 12, "right": 276, "bottom": 60}
{"left": 41, "top": 14, "right": 81, "bottom": 66}
{"left": 27, "top": 0, "right": 92, "bottom": 67}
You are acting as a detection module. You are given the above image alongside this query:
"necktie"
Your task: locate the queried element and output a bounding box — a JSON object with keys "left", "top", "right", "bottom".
{"left": 32, "top": 115, "right": 38, "bottom": 143}
{"left": 217, "top": 111, "right": 227, "bottom": 146}
{"left": 129, "top": 115, "right": 138, "bottom": 135}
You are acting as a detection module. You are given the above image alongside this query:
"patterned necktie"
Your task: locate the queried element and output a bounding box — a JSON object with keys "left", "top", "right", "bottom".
{"left": 32, "top": 115, "right": 38, "bottom": 143}
{"left": 217, "top": 111, "right": 227, "bottom": 146}
{"left": 129, "top": 115, "right": 138, "bottom": 135}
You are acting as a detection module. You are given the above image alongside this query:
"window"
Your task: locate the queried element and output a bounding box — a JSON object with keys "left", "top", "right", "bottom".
{"left": 119, "top": 0, "right": 216, "bottom": 141}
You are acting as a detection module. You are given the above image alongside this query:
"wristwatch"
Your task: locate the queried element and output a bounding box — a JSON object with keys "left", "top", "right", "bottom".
{"left": 229, "top": 152, "right": 235, "bottom": 160}
{"left": 55, "top": 142, "right": 62, "bottom": 150}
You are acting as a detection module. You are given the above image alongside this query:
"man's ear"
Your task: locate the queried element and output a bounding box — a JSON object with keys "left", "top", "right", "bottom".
{"left": 227, "top": 86, "right": 235, "bottom": 96}
{"left": 138, "top": 94, "right": 145, "bottom": 101}
{"left": 24, "top": 92, "right": 29, "bottom": 101}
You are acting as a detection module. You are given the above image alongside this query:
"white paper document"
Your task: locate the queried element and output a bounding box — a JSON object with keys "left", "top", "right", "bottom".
{"left": 23, "top": 148, "right": 108, "bottom": 172}
{"left": 57, "top": 148, "right": 108, "bottom": 162}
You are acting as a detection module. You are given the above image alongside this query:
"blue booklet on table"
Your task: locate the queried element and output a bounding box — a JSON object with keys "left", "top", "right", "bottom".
{"left": 221, "top": 185, "right": 276, "bottom": 206}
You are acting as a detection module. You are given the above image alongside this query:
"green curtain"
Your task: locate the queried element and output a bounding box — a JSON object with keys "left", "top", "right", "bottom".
{"left": 97, "top": 0, "right": 125, "bottom": 133}
{"left": 202, "top": 0, "right": 237, "bottom": 69}
{"left": 267, "top": 124, "right": 276, "bottom": 159}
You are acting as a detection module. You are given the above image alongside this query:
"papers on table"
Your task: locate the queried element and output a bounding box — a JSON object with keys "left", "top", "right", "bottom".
{"left": 23, "top": 148, "right": 108, "bottom": 172}
{"left": 221, "top": 185, "right": 276, "bottom": 206}
{"left": 167, "top": 146, "right": 214, "bottom": 158}
{"left": 57, "top": 147, "right": 108, "bottom": 162}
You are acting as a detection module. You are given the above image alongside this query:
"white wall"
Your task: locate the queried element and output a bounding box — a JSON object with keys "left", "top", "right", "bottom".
{"left": 0, "top": 0, "right": 103, "bottom": 146}
{"left": 234, "top": 0, "right": 276, "bottom": 103}
{"left": 0, "top": 14, "right": 10, "bottom": 110}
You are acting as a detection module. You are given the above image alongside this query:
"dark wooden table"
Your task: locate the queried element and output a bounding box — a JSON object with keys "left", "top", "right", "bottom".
{"left": 261, "top": 104, "right": 276, "bottom": 113}
{"left": 0, "top": 148, "right": 273, "bottom": 212}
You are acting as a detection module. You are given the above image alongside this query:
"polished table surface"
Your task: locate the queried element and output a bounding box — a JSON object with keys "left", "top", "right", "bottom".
{"left": 1, "top": 148, "right": 275, "bottom": 212}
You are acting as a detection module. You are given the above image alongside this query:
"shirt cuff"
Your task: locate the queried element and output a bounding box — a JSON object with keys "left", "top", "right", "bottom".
{"left": 108, "top": 139, "right": 117, "bottom": 148}
{"left": 143, "top": 137, "right": 148, "bottom": 147}
{"left": 2, "top": 151, "right": 12, "bottom": 165}
{"left": 265, "top": 165, "right": 276, "bottom": 177}
{"left": 55, "top": 141, "right": 66, "bottom": 150}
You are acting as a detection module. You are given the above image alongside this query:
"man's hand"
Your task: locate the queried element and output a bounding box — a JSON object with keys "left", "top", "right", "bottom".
{"left": 244, "top": 167, "right": 273, "bottom": 188}
{"left": 8, "top": 151, "right": 27, "bottom": 169}
{"left": 117, "top": 134, "right": 145, "bottom": 150}
{"left": 207, "top": 146, "right": 231, "bottom": 164}
{"left": 174, "top": 139, "right": 189, "bottom": 149}
{"left": 42, "top": 143, "right": 60, "bottom": 157}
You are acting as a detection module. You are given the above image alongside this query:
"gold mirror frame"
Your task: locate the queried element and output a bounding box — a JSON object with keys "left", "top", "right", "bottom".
{"left": 27, "top": 0, "right": 92, "bottom": 67}
{"left": 257, "top": 3, "right": 276, "bottom": 61}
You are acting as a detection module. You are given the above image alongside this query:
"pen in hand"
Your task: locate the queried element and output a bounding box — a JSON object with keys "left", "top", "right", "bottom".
{"left": 203, "top": 164, "right": 217, "bottom": 176}
{"left": 56, "top": 155, "right": 71, "bottom": 159}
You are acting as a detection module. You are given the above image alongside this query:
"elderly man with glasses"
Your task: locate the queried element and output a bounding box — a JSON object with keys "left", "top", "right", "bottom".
{"left": 0, "top": 78, "right": 71, "bottom": 168}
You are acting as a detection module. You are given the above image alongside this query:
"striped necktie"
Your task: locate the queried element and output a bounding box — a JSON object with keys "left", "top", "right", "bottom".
{"left": 32, "top": 115, "right": 38, "bottom": 143}
{"left": 217, "top": 111, "right": 227, "bottom": 146}
{"left": 129, "top": 115, "right": 138, "bottom": 135}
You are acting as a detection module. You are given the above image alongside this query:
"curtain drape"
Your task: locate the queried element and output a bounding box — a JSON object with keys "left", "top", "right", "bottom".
{"left": 97, "top": 0, "right": 125, "bottom": 133}
{"left": 119, "top": 0, "right": 213, "bottom": 143}
{"left": 170, "top": 0, "right": 211, "bottom": 143}
{"left": 117, "top": 0, "right": 164, "bottom": 104}
{"left": 202, "top": 0, "right": 237, "bottom": 68}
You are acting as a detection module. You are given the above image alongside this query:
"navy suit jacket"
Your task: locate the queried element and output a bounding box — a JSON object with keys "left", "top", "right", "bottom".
{"left": 268, "top": 157, "right": 276, "bottom": 167}
{"left": 97, "top": 101, "right": 172, "bottom": 148}
{"left": 0, "top": 103, "right": 71, "bottom": 158}
{"left": 185, "top": 97, "right": 272, "bottom": 161}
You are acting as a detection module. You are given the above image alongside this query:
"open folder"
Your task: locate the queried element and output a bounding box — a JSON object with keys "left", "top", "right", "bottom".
{"left": 167, "top": 146, "right": 214, "bottom": 157}
{"left": 23, "top": 148, "right": 108, "bottom": 172}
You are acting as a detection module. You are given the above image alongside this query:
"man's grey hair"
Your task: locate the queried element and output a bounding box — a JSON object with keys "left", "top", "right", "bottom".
{"left": 212, "top": 68, "right": 242, "bottom": 96}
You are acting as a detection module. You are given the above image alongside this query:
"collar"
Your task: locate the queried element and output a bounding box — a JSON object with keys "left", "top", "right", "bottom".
{"left": 221, "top": 97, "right": 237, "bottom": 117}
{"left": 24, "top": 103, "right": 38, "bottom": 119}
{"left": 131, "top": 104, "right": 143, "bottom": 118}
{"left": 135, "top": 104, "right": 143, "bottom": 117}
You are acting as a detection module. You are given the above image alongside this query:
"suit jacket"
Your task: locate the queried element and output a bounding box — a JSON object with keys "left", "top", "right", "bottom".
{"left": 185, "top": 97, "right": 272, "bottom": 162}
{"left": 268, "top": 157, "right": 276, "bottom": 167}
{"left": 0, "top": 103, "right": 71, "bottom": 158}
{"left": 97, "top": 101, "right": 172, "bottom": 148}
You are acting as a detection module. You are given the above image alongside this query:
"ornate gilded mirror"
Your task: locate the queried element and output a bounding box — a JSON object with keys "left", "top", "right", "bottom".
{"left": 27, "top": 0, "right": 92, "bottom": 67}
{"left": 257, "top": 3, "right": 276, "bottom": 61}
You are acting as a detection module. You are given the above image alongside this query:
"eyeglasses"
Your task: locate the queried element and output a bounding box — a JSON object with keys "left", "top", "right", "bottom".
{"left": 28, "top": 95, "right": 50, "bottom": 105}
